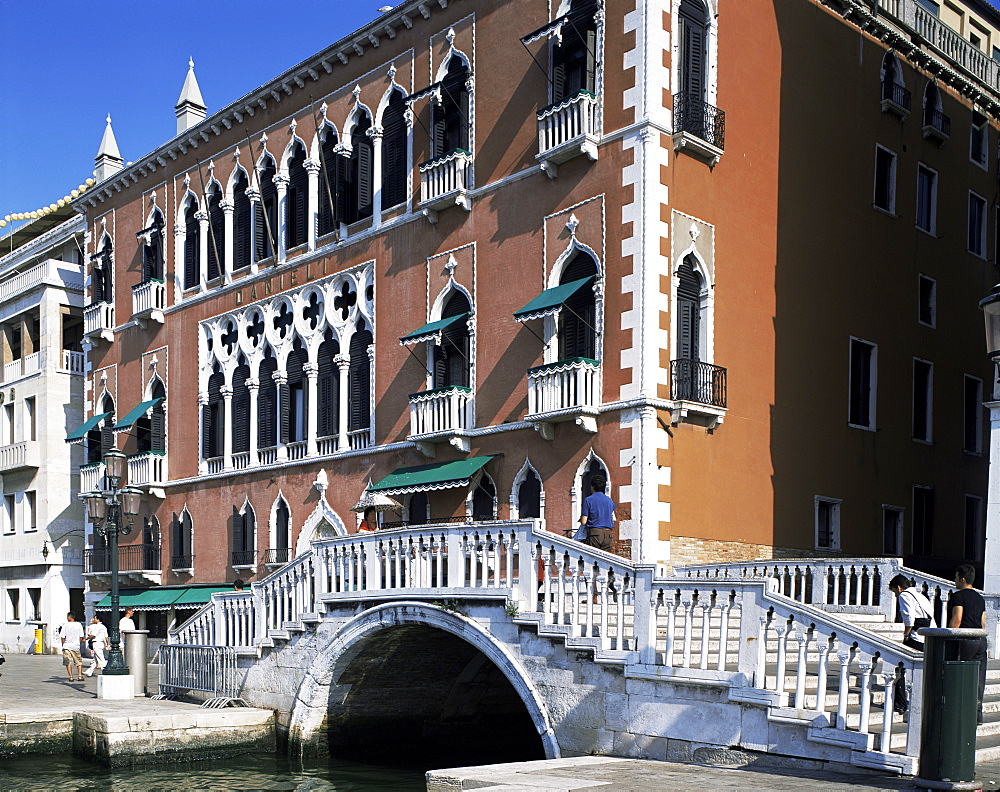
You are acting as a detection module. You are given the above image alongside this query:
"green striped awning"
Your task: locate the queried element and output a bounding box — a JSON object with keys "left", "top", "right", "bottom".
{"left": 112, "top": 398, "right": 163, "bottom": 431}
{"left": 172, "top": 585, "right": 233, "bottom": 606}
{"left": 514, "top": 276, "right": 594, "bottom": 322}
{"left": 94, "top": 585, "right": 235, "bottom": 612}
{"left": 65, "top": 412, "right": 111, "bottom": 444}
{"left": 399, "top": 313, "right": 469, "bottom": 345}
{"left": 369, "top": 456, "right": 494, "bottom": 496}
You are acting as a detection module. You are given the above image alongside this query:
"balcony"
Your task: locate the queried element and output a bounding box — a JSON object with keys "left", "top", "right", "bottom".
{"left": 61, "top": 350, "right": 84, "bottom": 375}
{"left": 171, "top": 554, "right": 193, "bottom": 572}
{"left": 536, "top": 90, "right": 600, "bottom": 178}
{"left": 84, "top": 543, "right": 161, "bottom": 585}
{"left": 672, "top": 93, "right": 726, "bottom": 165}
{"left": 264, "top": 548, "right": 291, "bottom": 567}
{"left": 231, "top": 550, "right": 257, "bottom": 569}
{"left": 131, "top": 279, "right": 166, "bottom": 327}
{"left": 81, "top": 461, "right": 105, "bottom": 495}
{"left": 128, "top": 451, "right": 167, "bottom": 497}
{"left": 526, "top": 357, "right": 601, "bottom": 438}
{"left": 922, "top": 107, "right": 951, "bottom": 142}
{"left": 348, "top": 428, "right": 372, "bottom": 451}
{"left": 419, "top": 149, "right": 472, "bottom": 223}
{"left": 0, "top": 259, "right": 84, "bottom": 306}
{"left": 2, "top": 350, "right": 43, "bottom": 383}
{"left": 83, "top": 301, "right": 115, "bottom": 343}
{"left": 0, "top": 441, "right": 40, "bottom": 473}
{"left": 669, "top": 358, "right": 728, "bottom": 429}
{"left": 409, "top": 385, "right": 474, "bottom": 454}
{"left": 881, "top": 80, "right": 911, "bottom": 119}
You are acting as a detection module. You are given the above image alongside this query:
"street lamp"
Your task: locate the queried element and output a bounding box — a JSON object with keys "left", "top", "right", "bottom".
{"left": 979, "top": 285, "right": 1000, "bottom": 592}
{"left": 84, "top": 449, "right": 142, "bottom": 676}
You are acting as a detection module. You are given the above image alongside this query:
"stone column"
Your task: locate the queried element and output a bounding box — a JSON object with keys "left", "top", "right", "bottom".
{"left": 246, "top": 188, "right": 261, "bottom": 275}
{"left": 367, "top": 126, "right": 384, "bottom": 226}
{"left": 304, "top": 363, "right": 318, "bottom": 456}
{"left": 197, "top": 393, "right": 209, "bottom": 475}
{"left": 221, "top": 386, "right": 234, "bottom": 470}
{"left": 247, "top": 379, "right": 260, "bottom": 466}
{"left": 273, "top": 174, "right": 289, "bottom": 265}
{"left": 335, "top": 354, "right": 350, "bottom": 452}
{"left": 195, "top": 210, "right": 209, "bottom": 291}
{"left": 221, "top": 198, "right": 234, "bottom": 285}
{"left": 305, "top": 159, "right": 320, "bottom": 251}
{"left": 173, "top": 223, "right": 186, "bottom": 302}
{"left": 274, "top": 372, "right": 288, "bottom": 461}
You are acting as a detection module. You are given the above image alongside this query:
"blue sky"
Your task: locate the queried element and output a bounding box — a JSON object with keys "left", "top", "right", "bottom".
{"left": 0, "top": 1, "right": 389, "bottom": 230}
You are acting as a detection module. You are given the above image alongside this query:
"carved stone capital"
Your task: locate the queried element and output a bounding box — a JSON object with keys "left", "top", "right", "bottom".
{"left": 304, "top": 159, "right": 321, "bottom": 174}
{"left": 272, "top": 174, "right": 290, "bottom": 188}
{"left": 220, "top": 199, "right": 235, "bottom": 212}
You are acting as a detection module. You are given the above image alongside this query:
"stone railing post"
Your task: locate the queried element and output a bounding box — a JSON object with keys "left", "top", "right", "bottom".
{"left": 251, "top": 582, "right": 266, "bottom": 646}
{"left": 517, "top": 523, "right": 539, "bottom": 611}
{"left": 446, "top": 529, "right": 466, "bottom": 589}
{"left": 736, "top": 581, "right": 766, "bottom": 688}
{"left": 632, "top": 566, "right": 658, "bottom": 665}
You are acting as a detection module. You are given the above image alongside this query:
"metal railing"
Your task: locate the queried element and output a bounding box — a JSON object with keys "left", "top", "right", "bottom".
{"left": 881, "top": 80, "right": 912, "bottom": 112}
{"left": 526, "top": 357, "right": 600, "bottom": 416}
{"left": 673, "top": 92, "right": 726, "bottom": 150}
{"left": 232, "top": 550, "right": 257, "bottom": 567}
{"left": 171, "top": 554, "right": 193, "bottom": 570}
{"left": 409, "top": 385, "right": 473, "bottom": 437}
{"left": 670, "top": 359, "right": 727, "bottom": 408}
{"left": 264, "top": 548, "right": 291, "bottom": 565}
{"left": 159, "top": 644, "right": 239, "bottom": 699}
{"left": 922, "top": 106, "right": 950, "bottom": 137}
{"left": 85, "top": 543, "right": 160, "bottom": 574}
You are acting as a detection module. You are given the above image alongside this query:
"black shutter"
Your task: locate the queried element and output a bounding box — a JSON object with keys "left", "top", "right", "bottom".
{"left": 184, "top": 206, "right": 199, "bottom": 289}
{"left": 172, "top": 515, "right": 182, "bottom": 558}
{"left": 676, "top": 257, "right": 702, "bottom": 361}
{"left": 232, "top": 364, "right": 250, "bottom": 453}
{"left": 207, "top": 193, "right": 223, "bottom": 280}
{"left": 381, "top": 93, "right": 407, "bottom": 209}
{"left": 93, "top": 263, "right": 105, "bottom": 303}
{"left": 142, "top": 244, "right": 154, "bottom": 282}
{"left": 202, "top": 403, "right": 212, "bottom": 459}
{"left": 234, "top": 174, "right": 251, "bottom": 270}
{"left": 233, "top": 508, "right": 244, "bottom": 555}
{"left": 253, "top": 202, "right": 266, "bottom": 263}
{"left": 349, "top": 330, "right": 373, "bottom": 431}
{"left": 432, "top": 101, "right": 446, "bottom": 159}
{"left": 357, "top": 139, "right": 373, "bottom": 220}
{"left": 552, "top": 49, "right": 567, "bottom": 102}
{"left": 101, "top": 425, "right": 114, "bottom": 456}
{"left": 458, "top": 81, "right": 470, "bottom": 152}
{"left": 680, "top": 0, "right": 707, "bottom": 101}
{"left": 558, "top": 253, "right": 598, "bottom": 360}
{"left": 259, "top": 357, "right": 278, "bottom": 448}
{"left": 287, "top": 147, "right": 308, "bottom": 248}
{"left": 318, "top": 132, "right": 338, "bottom": 236}
{"left": 317, "top": 340, "right": 338, "bottom": 438}
{"left": 583, "top": 28, "right": 597, "bottom": 94}
{"left": 151, "top": 404, "right": 165, "bottom": 453}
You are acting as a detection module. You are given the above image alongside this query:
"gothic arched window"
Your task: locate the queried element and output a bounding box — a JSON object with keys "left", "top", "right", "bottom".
{"left": 558, "top": 251, "right": 598, "bottom": 361}
{"left": 381, "top": 90, "right": 408, "bottom": 209}
{"left": 255, "top": 157, "right": 278, "bottom": 262}
{"left": 433, "top": 291, "right": 471, "bottom": 389}
{"left": 286, "top": 142, "right": 308, "bottom": 249}
{"left": 183, "top": 196, "right": 201, "bottom": 290}
{"left": 206, "top": 184, "right": 224, "bottom": 281}
{"left": 232, "top": 170, "right": 252, "bottom": 271}
{"left": 349, "top": 323, "right": 373, "bottom": 432}
{"left": 432, "top": 57, "right": 470, "bottom": 157}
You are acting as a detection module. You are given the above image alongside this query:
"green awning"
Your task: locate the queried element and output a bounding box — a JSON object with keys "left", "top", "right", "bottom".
{"left": 112, "top": 398, "right": 163, "bottom": 431}
{"left": 399, "top": 313, "right": 469, "bottom": 345}
{"left": 172, "top": 585, "right": 233, "bottom": 607}
{"left": 369, "top": 455, "right": 494, "bottom": 496}
{"left": 65, "top": 411, "right": 111, "bottom": 444}
{"left": 94, "top": 585, "right": 235, "bottom": 612}
{"left": 514, "top": 276, "right": 595, "bottom": 322}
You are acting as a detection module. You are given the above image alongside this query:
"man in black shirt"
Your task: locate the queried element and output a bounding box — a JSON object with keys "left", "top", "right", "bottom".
{"left": 947, "top": 563, "right": 988, "bottom": 725}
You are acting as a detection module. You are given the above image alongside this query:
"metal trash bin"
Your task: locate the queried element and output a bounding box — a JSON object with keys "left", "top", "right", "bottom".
{"left": 123, "top": 630, "right": 149, "bottom": 697}
{"left": 32, "top": 624, "right": 45, "bottom": 655}
{"left": 916, "top": 626, "right": 987, "bottom": 789}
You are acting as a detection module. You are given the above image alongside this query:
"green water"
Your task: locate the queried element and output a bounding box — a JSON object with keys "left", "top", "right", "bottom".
{"left": 0, "top": 754, "right": 426, "bottom": 791}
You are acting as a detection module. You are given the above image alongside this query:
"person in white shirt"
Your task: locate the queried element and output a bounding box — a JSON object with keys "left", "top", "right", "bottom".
{"left": 83, "top": 616, "right": 109, "bottom": 677}
{"left": 118, "top": 607, "right": 136, "bottom": 632}
{"left": 59, "top": 612, "right": 86, "bottom": 682}
{"left": 889, "top": 574, "right": 936, "bottom": 650}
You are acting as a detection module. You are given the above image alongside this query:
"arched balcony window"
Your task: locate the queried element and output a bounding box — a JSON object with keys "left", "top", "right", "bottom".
{"left": 255, "top": 157, "right": 278, "bottom": 262}
{"left": 233, "top": 170, "right": 252, "bottom": 271}
{"left": 433, "top": 291, "right": 471, "bottom": 389}
{"left": 317, "top": 127, "right": 341, "bottom": 238}
{"left": 206, "top": 184, "right": 224, "bottom": 281}
{"left": 203, "top": 365, "right": 225, "bottom": 460}
{"left": 432, "top": 57, "right": 470, "bottom": 157}
{"left": 558, "top": 251, "right": 598, "bottom": 361}
{"left": 349, "top": 322, "right": 373, "bottom": 432}
{"left": 183, "top": 196, "right": 201, "bottom": 290}
{"left": 381, "top": 90, "right": 408, "bottom": 209}
{"left": 286, "top": 142, "right": 308, "bottom": 249}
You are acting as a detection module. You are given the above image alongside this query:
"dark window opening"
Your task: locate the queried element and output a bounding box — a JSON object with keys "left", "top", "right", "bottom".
{"left": 964, "top": 376, "right": 983, "bottom": 454}
{"left": 849, "top": 339, "right": 875, "bottom": 428}
{"left": 517, "top": 469, "right": 542, "bottom": 519}
{"left": 558, "top": 252, "right": 598, "bottom": 360}
{"left": 918, "top": 275, "right": 935, "bottom": 326}
{"left": 318, "top": 128, "right": 342, "bottom": 237}
{"left": 342, "top": 116, "right": 374, "bottom": 225}
{"left": 551, "top": 0, "right": 598, "bottom": 102}
{"left": 286, "top": 143, "right": 308, "bottom": 249}
{"left": 233, "top": 171, "right": 252, "bottom": 271}
{"left": 912, "top": 486, "right": 934, "bottom": 556}
{"left": 255, "top": 159, "right": 278, "bottom": 262}
{"left": 206, "top": 185, "right": 224, "bottom": 281}
{"left": 381, "top": 90, "right": 409, "bottom": 210}
{"left": 874, "top": 147, "right": 895, "bottom": 212}
{"left": 203, "top": 368, "right": 225, "bottom": 459}
{"left": 183, "top": 198, "right": 200, "bottom": 289}
{"left": 318, "top": 335, "right": 340, "bottom": 439}
{"left": 678, "top": 0, "right": 708, "bottom": 101}
{"left": 433, "top": 291, "right": 471, "bottom": 389}
{"left": 965, "top": 496, "right": 983, "bottom": 561}
{"left": 472, "top": 476, "right": 496, "bottom": 521}
{"left": 912, "top": 359, "right": 932, "bottom": 442}
{"left": 349, "top": 324, "right": 373, "bottom": 432}
{"left": 259, "top": 353, "right": 278, "bottom": 449}
{"left": 432, "top": 57, "right": 470, "bottom": 158}
{"left": 142, "top": 211, "right": 165, "bottom": 281}
{"left": 232, "top": 361, "right": 252, "bottom": 454}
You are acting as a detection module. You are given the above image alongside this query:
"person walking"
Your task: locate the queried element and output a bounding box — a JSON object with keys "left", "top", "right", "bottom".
{"left": 889, "top": 574, "right": 936, "bottom": 651}
{"left": 579, "top": 474, "right": 615, "bottom": 552}
{"left": 948, "top": 563, "right": 989, "bottom": 725}
{"left": 83, "top": 616, "right": 109, "bottom": 677}
{"left": 59, "top": 612, "right": 85, "bottom": 682}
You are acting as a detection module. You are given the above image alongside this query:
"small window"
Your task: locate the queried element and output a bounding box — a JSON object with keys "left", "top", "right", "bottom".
{"left": 993, "top": 45, "right": 1000, "bottom": 63}
{"left": 882, "top": 506, "right": 903, "bottom": 556}
{"left": 912, "top": 485, "right": 934, "bottom": 556}
{"left": 916, "top": 0, "right": 939, "bottom": 13}
{"left": 874, "top": 146, "right": 896, "bottom": 213}
{"left": 918, "top": 275, "right": 936, "bottom": 327}
{"left": 971, "top": 111, "right": 988, "bottom": 168}
{"left": 964, "top": 375, "right": 983, "bottom": 453}
{"left": 912, "top": 359, "right": 933, "bottom": 443}
{"left": 24, "top": 396, "right": 36, "bottom": 442}
{"left": 965, "top": 494, "right": 984, "bottom": 560}
{"left": 27, "top": 587, "right": 41, "bottom": 622}
{"left": 849, "top": 338, "right": 876, "bottom": 429}
{"left": 915, "top": 164, "right": 937, "bottom": 234}
{"left": 6, "top": 588, "right": 20, "bottom": 622}
{"left": 970, "top": 32, "right": 982, "bottom": 49}
{"left": 815, "top": 496, "right": 841, "bottom": 551}
{"left": 3, "top": 403, "right": 13, "bottom": 446}
{"left": 968, "top": 191, "right": 986, "bottom": 256}
{"left": 24, "top": 491, "right": 36, "bottom": 532}
{"left": 2, "top": 494, "right": 12, "bottom": 535}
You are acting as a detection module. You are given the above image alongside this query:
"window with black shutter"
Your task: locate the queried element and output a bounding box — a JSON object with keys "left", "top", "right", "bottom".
{"left": 255, "top": 158, "right": 277, "bottom": 262}
{"left": 432, "top": 57, "right": 470, "bottom": 158}
{"left": 172, "top": 511, "right": 193, "bottom": 568}
{"left": 518, "top": 469, "right": 542, "bottom": 519}
{"left": 286, "top": 143, "right": 308, "bottom": 249}
{"left": 93, "top": 238, "right": 113, "bottom": 304}
{"left": 551, "top": 0, "right": 598, "bottom": 103}
{"left": 347, "top": 115, "right": 374, "bottom": 224}
{"left": 206, "top": 185, "right": 224, "bottom": 281}
{"left": 348, "top": 323, "right": 373, "bottom": 431}
{"left": 233, "top": 171, "right": 252, "bottom": 271}
{"left": 317, "top": 335, "right": 340, "bottom": 439}
{"left": 679, "top": 0, "right": 708, "bottom": 101}
{"left": 232, "top": 504, "right": 256, "bottom": 565}
{"left": 258, "top": 353, "right": 278, "bottom": 449}
{"left": 676, "top": 256, "right": 703, "bottom": 362}
{"left": 433, "top": 291, "right": 471, "bottom": 389}
{"left": 203, "top": 368, "right": 225, "bottom": 459}
{"left": 408, "top": 492, "right": 429, "bottom": 524}
{"left": 285, "top": 344, "right": 308, "bottom": 443}
{"left": 381, "top": 90, "right": 408, "bottom": 209}
{"left": 142, "top": 211, "right": 164, "bottom": 281}
{"left": 232, "top": 361, "right": 251, "bottom": 454}
{"left": 472, "top": 475, "right": 496, "bottom": 521}
{"left": 183, "top": 198, "right": 200, "bottom": 289}
{"left": 275, "top": 500, "right": 290, "bottom": 552}
{"left": 318, "top": 128, "right": 341, "bottom": 237}
{"left": 557, "top": 252, "right": 598, "bottom": 360}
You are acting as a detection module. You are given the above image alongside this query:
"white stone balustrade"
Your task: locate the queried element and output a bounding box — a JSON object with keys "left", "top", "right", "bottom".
{"left": 347, "top": 429, "right": 371, "bottom": 451}
{"left": 536, "top": 90, "right": 600, "bottom": 177}
{"left": 61, "top": 349, "right": 84, "bottom": 374}
{"left": 0, "top": 258, "right": 84, "bottom": 305}
{"left": 0, "top": 441, "right": 38, "bottom": 472}
{"left": 131, "top": 279, "right": 166, "bottom": 319}
{"left": 419, "top": 149, "right": 472, "bottom": 221}
{"left": 81, "top": 462, "right": 104, "bottom": 494}
{"left": 527, "top": 357, "right": 600, "bottom": 417}
{"left": 128, "top": 451, "right": 166, "bottom": 487}
{"left": 84, "top": 301, "right": 115, "bottom": 338}
{"left": 408, "top": 386, "right": 473, "bottom": 437}
{"left": 3, "top": 350, "right": 44, "bottom": 382}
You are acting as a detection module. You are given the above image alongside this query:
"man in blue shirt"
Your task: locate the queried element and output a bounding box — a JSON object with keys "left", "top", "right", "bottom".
{"left": 579, "top": 474, "right": 615, "bottom": 552}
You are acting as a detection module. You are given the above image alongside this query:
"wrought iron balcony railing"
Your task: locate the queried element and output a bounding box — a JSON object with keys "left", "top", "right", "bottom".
{"left": 922, "top": 107, "right": 951, "bottom": 139}
{"left": 171, "top": 554, "right": 193, "bottom": 570}
{"left": 231, "top": 550, "right": 257, "bottom": 567}
{"left": 264, "top": 548, "right": 291, "bottom": 565}
{"left": 673, "top": 93, "right": 726, "bottom": 150}
{"left": 85, "top": 543, "right": 161, "bottom": 574}
{"left": 881, "top": 80, "right": 912, "bottom": 114}
{"left": 670, "top": 359, "right": 727, "bottom": 409}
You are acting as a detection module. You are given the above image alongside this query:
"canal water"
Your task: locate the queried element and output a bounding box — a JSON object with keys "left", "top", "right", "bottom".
{"left": 0, "top": 754, "right": 426, "bottom": 791}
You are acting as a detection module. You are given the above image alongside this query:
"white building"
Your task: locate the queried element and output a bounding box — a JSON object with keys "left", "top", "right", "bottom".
{"left": 0, "top": 205, "right": 87, "bottom": 653}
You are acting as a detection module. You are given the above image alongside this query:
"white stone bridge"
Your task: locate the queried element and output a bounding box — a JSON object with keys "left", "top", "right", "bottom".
{"left": 168, "top": 522, "right": 1000, "bottom": 774}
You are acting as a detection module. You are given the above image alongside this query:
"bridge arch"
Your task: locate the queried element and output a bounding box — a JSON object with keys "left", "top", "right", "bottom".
{"left": 288, "top": 601, "right": 559, "bottom": 765}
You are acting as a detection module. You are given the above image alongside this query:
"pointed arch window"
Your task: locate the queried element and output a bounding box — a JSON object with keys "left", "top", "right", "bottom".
{"left": 183, "top": 196, "right": 201, "bottom": 290}
{"left": 206, "top": 184, "right": 224, "bottom": 281}
{"left": 517, "top": 467, "right": 542, "bottom": 519}
{"left": 433, "top": 291, "right": 471, "bottom": 389}
{"left": 255, "top": 158, "right": 278, "bottom": 262}
{"left": 581, "top": 457, "right": 608, "bottom": 500}
{"left": 87, "top": 394, "right": 116, "bottom": 465}
{"left": 203, "top": 365, "right": 225, "bottom": 460}
{"left": 143, "top": 516, "right": 161, "bottom": 570}
{"left": 349, "top": 322, "right": 373, "bottom": 432}
{"left": 343, "top": 115, "right": 374, "bottom": 224}
{"left": 676, "top": 255, "right": 704, "bottom": 362}
{"left": 232, "top": 503, "right": 256, "bottom": 567}
{"left": 258, "top": 352, "right": 279, "bottom": 450}
{"left": 679, "top": 0, "right": 708, "bottom": 102}
{"left": 283, "top": 342, "right": 308, "bottom": 444}
{"left": 381, "top": 90, "right": 409, "bottom": 209}
{"left": 551, "top": 0, "right": 598, "bottom": 103}
{"left": 232, "top": 358, "right": 251, "bottom": 455}
{"left": 922, "top": 81, "right": 950, "bottom": 140}
{"left": 171, "top": 511, "right": 193, "bottom": 569}
{"left": 286, "top": 142, "right": 308, "bottom": 249}
{"left": 880, "top": 52, "right": 911, "bottom": 116}
{"left": 271, "top": 499, "right": 291, "bottom": 564}
{"left": 670, "top": 254, "right": 725, "bottom": 411}
{"left": 317, "top": 127, "right": 342, "bottom": 237}
{"left": 317, "top": 333, "right": 340, "bottom": 441}
{"left": 558, "top": 251, "right": 598, "bottom": 361}
{"left": 141, "top": 211, "right": 164, "bottom": 282}
{"left": 472, "top": 474, "right": 496, "bottom": 521}
{"left": 433, "top": 57, "right": 470, "bottom": 157}
{"left": 136, "top": 378, "right": 166, "bottom": 454}
{"left": 233, "top": 170, "right": 252, "bottom": 271}
{"left": 92, "top": 237, "right": 114, "bottom": 304}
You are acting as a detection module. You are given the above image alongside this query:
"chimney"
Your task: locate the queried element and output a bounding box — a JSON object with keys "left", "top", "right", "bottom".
{"left": 175, "top": 57, "right": 207, "bottom": 135}
{"left": 94, "top": 115, "right": 124, "bottom": 183}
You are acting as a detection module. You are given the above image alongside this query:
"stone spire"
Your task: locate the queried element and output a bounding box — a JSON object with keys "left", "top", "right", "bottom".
{"left": 175, "top": 57, "right": 207, "bottom": 135}
{"left": 94, "top": 114, "right": 124, "bottom": 183}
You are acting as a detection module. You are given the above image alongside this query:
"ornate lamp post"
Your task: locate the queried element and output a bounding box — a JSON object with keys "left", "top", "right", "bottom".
{"left": 84, "top": 449, "right": 142, "bottom": 675}
{"left": 979, "top": 285, "right": 1000, "bottom": 592}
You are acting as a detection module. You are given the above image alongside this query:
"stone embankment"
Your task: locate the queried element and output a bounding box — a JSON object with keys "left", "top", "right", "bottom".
{"left": 0, "top": 654, "right": 273, "bottom": 766}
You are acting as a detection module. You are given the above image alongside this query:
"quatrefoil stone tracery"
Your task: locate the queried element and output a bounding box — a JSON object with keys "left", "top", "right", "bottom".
{"left": 333, "top": 281, "right": 357, "bottom": 321}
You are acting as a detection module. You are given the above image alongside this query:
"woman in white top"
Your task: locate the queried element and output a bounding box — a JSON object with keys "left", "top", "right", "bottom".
{"left": 83, "top": 616, "right": 109, "bottom": 677}
{"left": 889, "top": 574, "right": 936, "bottom": 650}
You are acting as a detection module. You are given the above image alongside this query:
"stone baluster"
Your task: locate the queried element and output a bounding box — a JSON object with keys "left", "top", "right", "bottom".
{"left": 774, "top": 622, "right": 789, "bottom": 699}
{"left": 814, "top": 634, "right": 831, "bottom": 714}
{"left": 597, "top": 571, "right": 610, "bottom": 650}
{"left": 664, "top": 592, "right": 677, "bottom": 667}
{"left": 680, "top": 597, "right": 694, "bottom": 668}
{"left": 857, "top": 659, "right": 874, "bottom": 734}
{"left": 794, "top": 632, "right": 809, "bottom": 709}
{"left": 699, "top": 599, "right": 711, "bottom": 670}
{"left": 717, "top": 595, "right": 732, "bottom": 672}
{"left": 836, "top": 649, "right": 852, "bottom": 728}
{"left": 879, "top": 671, "right": 895, "bottom": 753}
